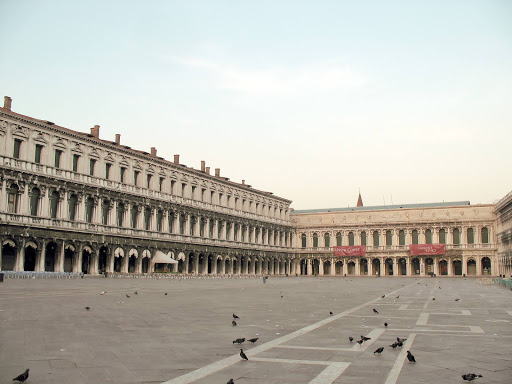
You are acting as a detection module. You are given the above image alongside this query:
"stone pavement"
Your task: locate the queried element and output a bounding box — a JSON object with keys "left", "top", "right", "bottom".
{"left": 0, "top": 277, "right": 511, "bottom": 384}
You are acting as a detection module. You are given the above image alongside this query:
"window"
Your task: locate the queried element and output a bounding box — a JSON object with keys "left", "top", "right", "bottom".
{"left": 313, "top": 233, "right": 319, "bottom": 248}
{"left": 373, "top": 231, "right": 379, "bottom": 247}
{"left": 13, "top": 139, "right": 22, "bottom": 159}
{"left": 105, "top": 164, "right": 111, "bottom": 180}
{"left": 425, "top": 229, "right": 432, "bottom": 244}
{"left": 169, "top": 212, "right": 174, "bottom": 233}
{"left": 144, "top": 207, "right": 151, "bottom": 230}
{"left": 159, "top": 177, "right": 164, "bottom": 192}
{"left": 219, "top": 193, "right": 223, "bottom": 205}
{"left": 210, "top": 191, "right": 214, "bottom": 203}
{"left": 35, "top": 145, "right": 43, "bottom": 164}
{"left": 120, "top": 167, "right": 126, "bottom": 183}
{"left": 117, "top": 203, "right": 124, "bottom": 227}
{"left": 386, "top": 230, "right": 392, "bottom": 247}
{"left": 157, "top": 210, "right": 163, "bottom": 231}
{"left": 349, "top": 232, "right": 355, "bottom": 246}
{"left": 399, "top": 230, "right": 405, "bottom": 246}
{"left": 361, "top": 231, "right": 367, "bottom": 246}
{"left": 147, "top": 174, "right": 152, "bottom": 189}
{"left": 191, "top": 186, "right": 196, "bottom": 200}
{"left": 336, "top": 232, "right": 342, "bottom": 246}
{"left": 54, "top": 150, "right": 62, "bottom": 168}
{"left": 439, "top": 229, "right": 446, "bottom": 244}
{"left": 201, "top": 189, "right": 206, "bottom": 201}
{"left": 49, "top": 191, "right": 59, "bottom": 218}
{"left": 73, "top": 154, "right": 80, "bottom": 172}
{"left": 134, "top": 170, "right": 139, "bottom": 186}
{"left": 324, "top": 233, "right": 330, "bottom": 248}
{"left": 102, "top": 200, "right": 110, "bottom": 225}
{"left": 30, "top": 187, "right": 41, "bottom": 216}
{"left": 227, "top": 195, "right": 231, "bottom": 207}
{"left": 131, "top": 205, "right": 138, "bottom": 228}
{"left": 453, "top": 228, "right": 460, "bottom": 245}
{"left": 7, "top": 184, "right": 20, "bottom": 213}
{"left": 180, "top": 215, "right": 186, "bottom": 234}
{"left": 482, "top": 227, "right": 489, "bottom": 244}
{"left": 170, "top": 180, "right": 175, "bottom": 194}
{"left": 412, "top": 230, "right": 419, "bottom": 244}
{"left": 68, "top": 194, "right": 78, "bottom": 221}
{"left": 89, "top": 159, "right": 96, "bottom": 176}
{"left": 467, "top": 228, "right": 474, "bottom": 244}
{"left": 85, "top": 197, "right": 94, "bottom": 223}
{"left": 200, "top": 219, "right": 205, "bottom": 237}
{"left": 182, "top": 183, "right": 186, "bottom": 197}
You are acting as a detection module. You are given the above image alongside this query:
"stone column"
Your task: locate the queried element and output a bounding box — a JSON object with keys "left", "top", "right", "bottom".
{"left": 476, "top": 256, "right": 482, "bottom": 275}
{"left": 221, "top": 222, "right": 227, "bottom": 240}
{"left": 319, "top": 260, "right": 324, "bottom": 275}
{"left": 356, "top": 259, "right": 361, "bottom": 276}
{"left": 185, "top": 213, "right": 191, "bottom": 236}
{"left": 15, "top": 241, "right": 24, "bottom": 271}
{"left": 307, "top": 259, "right": 312, "bottom": 275}
{"left": 91, "top": 247, "right": 99, "bottom": 275}
{"left": 448, "top": 257, "right": 453, "bottom": 276}
{"left": 433, "top": 257, "right": 439, "bottom": 276}
{"left": 21, "top": 183, "right": 29, "bottom": 215}
{"left": 406, "top": 257, "right": 412, "bottom": 276}
{"left": 75, "top": 243, "right": 83, "bottom": 273}
{"left": 60, "top": 191, "right": 68, "bottom": 220}
{"left": 136, "top": 206, "right": 144, "bottom": 229}
{"left": 342, "top": 261, "right": 347, "bottom": 276}
{"left": 420, "top": 257, "right": 425, "bottom": 276}
{"left": 369, "top": 259, "right": 374, "bottom": 276}
{"left": 462, "top": 255, "right": 468, "bottom": 275}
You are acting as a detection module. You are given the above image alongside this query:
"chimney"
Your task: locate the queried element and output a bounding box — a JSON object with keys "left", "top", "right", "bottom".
{"left": 201, "top": 161, "right": 206, "bottom": 172}
{"left": 151, "top": 147, "right": 157, "bottom": 156}
{"left": 205, "top": 167, "right": 210, "bottom": 174}
{"left": 90, "top": 125, "right": 100, "bottom": 138}
{"left": 3, "top": 96, "right": 12, "bottom": 111}
{"left": 215, "top": 168, "right": 220, "bottom": 177}
{"left": 115, "top": 134, "right": 121, "bottom": 144}
{"left": 174, "top": 154, "right": 180, "bottom": 164}
{"left": 242, "top": 180, "right": 245, "bottom": 185}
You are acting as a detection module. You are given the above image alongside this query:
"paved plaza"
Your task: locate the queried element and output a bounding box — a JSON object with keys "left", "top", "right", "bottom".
{"left": 1, "top": 277, "right": 511, "bottom": 384}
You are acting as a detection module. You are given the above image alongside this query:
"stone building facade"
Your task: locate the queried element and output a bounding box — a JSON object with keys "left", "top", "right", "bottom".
{"left": 0, "top": 96, "right": 509, "bottom": 277}
{"left": 0, "top": 97, "right": 295, "bottom": 275}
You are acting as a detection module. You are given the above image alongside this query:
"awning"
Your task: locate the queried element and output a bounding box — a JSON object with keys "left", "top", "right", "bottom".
{"left": 152, "top": 250, "right": 178, "bottom": 264}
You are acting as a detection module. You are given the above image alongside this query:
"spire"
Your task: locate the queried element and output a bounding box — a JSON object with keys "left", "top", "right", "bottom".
{"left": 357, "top": 190, "right": 363, "bottom": 207}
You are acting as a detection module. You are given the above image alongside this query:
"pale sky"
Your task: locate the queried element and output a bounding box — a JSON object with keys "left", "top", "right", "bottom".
{"left": 1, "top": 0, "right": 511, "bottom": 209}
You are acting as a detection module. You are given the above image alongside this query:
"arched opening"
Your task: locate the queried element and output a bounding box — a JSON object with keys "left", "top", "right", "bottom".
{"left": 49, "top": 190, "right": 60, "bottom": 218}
{"left": 312, "top": 259, "right": 320, "bottom": 275}
{"left": 467, "top": 228, "right": 474, "bottom": 246}
{"left": 63, "top": 246, "right": 75, "bottom": 273}
{"left": 142, "top": 257, "right": 150, "bottom": 273}
{"left": 360, "top": 231, "right": 367, "bottom": 246}
{"left": 348, "top": 232, "right": 355, "bottom": 246}
{"left": 373, "top": 231, "right": 379, "bottom": 247}
{"left": 324, "top": 260, "right": 331, "bottom": 275}
{"left": 198, "top": 253, "right": 205, "bottom": 274}
{"left": 360, "top": 258, "right": 368, "bottom": 275}
{"left": 300, "top": 259, "right": 307, "bottom": 275}
{"left": 324, "top": 233, "right": 330, "bottom": 248}
{"left": 233, "top": 258, "right": 238, "bottom": 274}
{"left": 347, "top": 261, "right": 355, "bottom": 275}
{"left": 82, "top": 248, "right": 91, "bottom": 274}
{"left": 114, "top": 255, "right": 124, "bottom": 273}
{"left": 336, "top": 232, "right": 342, "bottom": 246}
{"left": 425, "top": 229, "right": 432, "bottom": 244}
{"left": 188, "top": 253, "right": 195, "bottom": 274}
{"left": 412, "top": 229, "right": 419, "bottom": 244}
{"left": 481, "top": 257, "right": 491, "bottom": 275}
{"left": 453, "top": 228, "right": 460, "bottom": 246}
{"left": 439, "top": 229, "right": 446, "bottom": 244}
{"left": 7, "top": 184, "right": 20, "bottom": 213}
{"left": 398, "top": 258, "right": 407, "bottom": 275}
{"left": 128, "top": 255, "right": 137, "bottom": 273}
{"left": 439, "top": 260, "right": 448, "bottom": 275}
{"left": 411, "top": 258, "right": 420, "bottom": 275}
{"left": 1, "top": 242, "right": 16, "bottom": 271}
{"left": 178, "top": 254, "right": 185, "bottom": 273}
{"left": 45, "top": 242, "right": 58, "bottom": 272}
{"left": 216, "top": 257, "right": 222, "bottom": 274}
{"left": 399, "top": 230, "right": 405, "bottom": 246}
{"left": 30, "top": 187, "right": 41, "bottom": 216}
{"left": 425, "top": 257, "right": 434, "bottom": 276}
{"left": 301, "top": 233, "right": 306, "bottom": 248}
{"left": 453, "top": 259, "right": 462, "bottom": 275}
{"left": 313, "top": 233, "right": 319, "bottom": 248}
{"left": 207, "top": 254, "right": 213, "bottom": 274}
{"left": 372, "top": 259, "right": 380, "bottom": 276}
{"left": 85, "top": 197, "right": 95, "bottom": 223}
{"left": 98, "top": 246, "right": 108, "bottom": 274}
{"left": 68, "top": 194, "right": 78, "bottom": 221}
{"left": 386, "top": 230, "right": 392, "bottom": 248}
{"left": 24, "top": 245, "right": 37, "bottom": 271}
{"left": 481, "top": 227, "right": 489, "bottom": 244}
{"left": 385, "top": 258, "right": 393, "bottom": 275}
{"left": 335, "top": 261, "right": 343, "bottom": 275}
{"left": 467, "top": 259, "right": 477, "bottom": 275}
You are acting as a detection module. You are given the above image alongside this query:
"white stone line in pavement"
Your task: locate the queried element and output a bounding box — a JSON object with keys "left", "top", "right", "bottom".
{"left": 276, "top": 328, "right": 385, "bottom": 352}
{"left": 161, "top": 282, "right": 418, "bottom": 384}
{"left": 507, "top": 311, "right": 512, "bottom": 317}
{"left": 250, "top": 357, "right": 351, "bottom": 384}
{"left": 398, "top": 304, "right": 409, "bottom": 310}
{"left": 345, "top": 315, "right": 418, "bottom": 320}
{"left": 416, "top": 313, "right": 429, "bottom": 325}
{"left": 384, "top": 333, "right": 416, "bottom": 384}
{"left": 387, "top": 327, "right": 483, "bottom": 333}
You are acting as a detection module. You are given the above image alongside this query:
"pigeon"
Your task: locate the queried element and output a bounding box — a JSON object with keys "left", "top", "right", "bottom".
{"left": 381, "top": 295, "right": 385, "bottom": 298}
{"left": 100, "top": 291, "right": 106, "bottom": 295}
{"left": 12, "top": 369, "right": 29, "bottom": 383}
{"left": 384, "top": 322, "right": 388, "bottom": 327}
{"left": 356, "top": 339, "right": 364, "bottom": 345}
{"left": 232, "top": 321, "right": 237, "bottom": 326}
{"left": 248, "top": 338, "right": 259, "bottom": 343}
{"left": 126, "top": 294, "right": 131, "bottom": 298}
{"left": 397, "top": 341, "right": 403, "bottom": 348}
{"left": 240, "top": 349, "right": 248, "bottom": 360}
{"left": 164, "top": 293, "right": 168, "bottom": 295}
{"left": 134, "top": 291, "right": 138, "bottom": 294}
{"left": 227, "top": 380, "right": 234, "bottom": 384}
{"left": 374, "top": 347, "right": 384, "bottom": 354}
{"left": 397, "top": 337, "right": 407, "bottom": 343}
{"left": 349, "top": 337, "right": 354, "bottom": 342}
{"left": 455, "top": 299, "right": 460, "bottom": 301}
{"left": 396, "top": 295, "right": 400, "bottom": 299}
{"left": 85, "top": 306, "right": 90, "bottom": 310}
{"left": 432, "top": 298, "right": 435, "bottom": 301}
{"left": 390, "top": 342, "right": 398, "bottom": 349}
{"left": 330, "top": 311, "right": 333, "bottom": 315}
{"left": 233, "top": 314, "right": 240, "bottom": 319}
{"left": 439, "top": 287, "right": 441, "bottom": 289}
{"left": 407, "top": 350, "right": 416, "bottom": 363}
{"left": 233, "top": 338, "right": 245, "bottom": 344}
{"left": 462, "top": 373, "right": 482, "bottom": 382}
{"left": 373, "top": 309, "right": 379, "bottom": 314}
{"left": 361, "top": 336, "right": 371, "bottom": 341}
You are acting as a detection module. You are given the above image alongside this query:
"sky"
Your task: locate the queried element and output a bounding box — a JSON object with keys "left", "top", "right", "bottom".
{"left": 1, "top": 0, "right": 511, "bottom": 210}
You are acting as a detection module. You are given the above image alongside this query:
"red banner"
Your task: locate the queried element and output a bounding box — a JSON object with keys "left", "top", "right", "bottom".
{"left": 409, "top": 244, "right": 446, "bottom": 256}
{"left": 333, "top": 246, "right": 366, "bottom": 257}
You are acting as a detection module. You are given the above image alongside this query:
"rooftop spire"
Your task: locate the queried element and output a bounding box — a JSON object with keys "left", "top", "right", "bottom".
{"left": 357, "top": 190, "right": 363, "bottom": 207}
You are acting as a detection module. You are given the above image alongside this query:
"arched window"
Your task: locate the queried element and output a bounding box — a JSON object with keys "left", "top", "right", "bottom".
{"left": 68, "top": 194, "right": 78, "bottom": 221}
{"left": 30, "top": 187, "right": 41, "bottom": 216}
{"left": 360, "top": 231, "right": 367, "bottom": 246}
{"left": 102, "top": 200, "right": 110, "bottom": 225}
{"left": 180, "top": 214, "right": 186, "bottom": 235}
{"left": 412, "top": 229, "right": 419, "bottom": 244}
{"left": 324, "top": 233, "right": 330, "bottom": 248}
{"left": 85, "top": 197, "right": 95, "bottom": 223}
{"left": 313, "top": 233, "right": 318, "bottom": 248}
{"left": 301, "top": 233, "right": 306, "bottom": 248}
{"left": 117, "top": 203, "right": 125, "bottom": 227}
{"left": 481, "top": 227, "right": 489, "bottom": 244}
{"left": 425, "top": 229, "right": 432, "bottom": 244}
{"left": 131, "top": 205, "right": 139, "bottom": 229}
{"left": 144, "top": 207, "right": 152, "bottom": 230}
{"left": 373, "top": 231, "right": 379, "bottom": 247}
{"left": 191, "top": 216, "right": 197, "bottom": 236}
{"left": 49, "top": 190, "right": 60, "bottom": 218}
{"left": 453, "top": 228, "right": 460, "bottom": 245}
{"left": 7, "top": 184, "right": 20, "bottom": 214}
{"left": 348, "top": 232, "right": 355, "bottom": 246}
{"left": 467, "top": 228, "right": 474, "bottom": 244}
{"left": 336, "top": 232, "right": 342, "bottom": 246}
{"left": 439, "top": 229, "right": 446, "bottom": 244}
{"left": 386, "top": 230, "right": 392, "bottom": 248}
{"left": 399, "top": 230, "right": 405, "bottom": 246}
